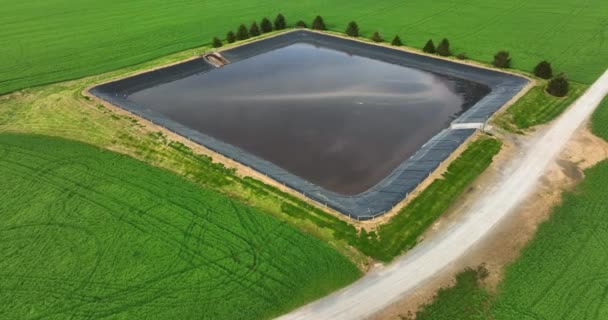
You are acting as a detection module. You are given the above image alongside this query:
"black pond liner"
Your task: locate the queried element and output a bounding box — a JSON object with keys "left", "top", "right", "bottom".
{"left": 90, "top": 30, "right": 529, "bottom": 220}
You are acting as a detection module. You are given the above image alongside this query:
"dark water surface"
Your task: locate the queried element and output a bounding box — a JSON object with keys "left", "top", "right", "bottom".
{"left": 129, "top": 43, "right": 489, "bottom": 195}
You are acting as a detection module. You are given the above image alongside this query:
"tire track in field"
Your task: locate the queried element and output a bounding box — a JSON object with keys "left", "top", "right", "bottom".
{"left": 1, "top": 137, "right": 338, "bottom": 318}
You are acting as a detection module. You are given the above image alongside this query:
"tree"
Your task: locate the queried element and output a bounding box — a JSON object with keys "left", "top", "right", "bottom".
{"left": 260, "top": 17, "right": 272, "bottom": 33}
{"left": 274, "top": 13, "right": 286, "bottom": 30}
{"left": 391, "top": 35, "right": 402, "bottom": 46}
{"left": 423, "top": 39, "right": 435, "bottom": 54}
{"left": 456, "top": 52, "right": 467, "bottom": 60}
{"left": 236, "top": 24, "right": 249, "bottom": 40}
{"left": 534, "top": 60, "right": 553, "bottom": 79}
{"left": 249, "top": 22, "right": 260, "bottom": 37}
{"left": 295, "top": 20, "right": 307, "bottom": 28}
{"left": 546, "top": 74, "right": 569, "bottom": 97}
{"left": 371, "top": 32, "right": 383, "bottom": 42}
{"left": 226, "top": 31, "right": 236, "bottom": 43}
{"left": 312, "top": 16, "right": 326, "bottom": 30}
{"left": 212, "top": 37, "right": 222, "bottom": 48}
{"left": 492, "top": 51, "right": 511, "bottom": 68}
{"left": 436, "top": 38, "right": 451, "bottom": 56}
{"left": 346, "top": 21, "right": 359, "bottom": 37}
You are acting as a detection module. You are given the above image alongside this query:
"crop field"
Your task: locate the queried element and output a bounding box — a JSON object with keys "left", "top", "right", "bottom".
{"left": 1, "top": 0, "right": 607, "bottom": 95}
{"left": 408, "top": 97, "right": 608, "bottom": 320}
{"left": 0, "top": 133, "right": 361, "bottom": 319}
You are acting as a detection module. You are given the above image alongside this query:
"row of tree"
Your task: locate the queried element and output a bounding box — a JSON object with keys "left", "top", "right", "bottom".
{"left": 211, "top": 13, "right": 288, "bottom": 48}
{"left": 210, "top": 15, "right": 570, "bottom": 98}
{"left": 493, "top": 54, "right": 568, "bottom": 97}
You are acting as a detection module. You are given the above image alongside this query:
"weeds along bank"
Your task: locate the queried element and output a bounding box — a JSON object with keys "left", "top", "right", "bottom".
{"left": 2, "top": 0, "right": 607, "bottom": 94}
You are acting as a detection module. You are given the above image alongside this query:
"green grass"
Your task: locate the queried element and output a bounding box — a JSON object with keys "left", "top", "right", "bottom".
{"left": 590, "top": 96, "right": 608, "bottom": 140}
{"left": 1, "top": 0, "right": 607, "bottom": 95}
{"left": 360, "top": 137, "right": 502, "bottom": 261}
{"left": 489, "top": 163, "right": 608, "bottom": 319}
{"left": 495, "top": 82, "right": 587, "bottom": 131}
{"left": 413, "top": 267, "right": 492, "bottom": 320}
{"left": 0, "top": 133, "right": 361, "bottom": 320}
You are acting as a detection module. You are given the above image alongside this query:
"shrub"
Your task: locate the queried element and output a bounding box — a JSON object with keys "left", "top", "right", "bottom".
{"left": 546, "top": 74, "right": 569, "bottom": 97}
{"left": 492, "top": 51, "right": 511, "bottom": 68}
{"left": 312, "top": 16, "right": 326, "bottom": 30}
{"left": 371, "top": 32, "right": 383, "bottom": 42}
{"left": 212, "top": 37, "right": 222, "bottom": 48}
{"left": 249, "top": 22, "right": 260, "bottom": 37}
{"left": 346, "top": 21, "right": 359, "bottom": 37}
{"left": 436, "top": 38, "right": 451, "bottom": 56}
{"left": 456, "top": 52, "right": 467, "bottom": 60}
{"left": 295, "top": 20, "right": 307, "bottom": 28}
{"left": 423, "top": 39, "right": 435, "bottom": 54}
{"left": 226, "top": 31, "right": 236, "bottom": 43}
{"left": 274, "top": 13, "right": 286, "bottom": 30}
{"left": 260, "top": 17, "right": 272, "bottom": 33}
{"left": 391, "top": 35, "right": 402, "bottom": 46}
{"left": 236, "top": 24, "right": 249, "bottom": 40}
{"left": 534, "top": 60, "right": 553, "bottom": 79}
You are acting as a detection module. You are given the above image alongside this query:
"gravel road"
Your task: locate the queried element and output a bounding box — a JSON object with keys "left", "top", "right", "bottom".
{"left": 278, "top": 68, "right": 608, "bottom": 320}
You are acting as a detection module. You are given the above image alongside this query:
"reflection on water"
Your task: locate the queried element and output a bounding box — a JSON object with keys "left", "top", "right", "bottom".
{"left": 129, "top": 43, "right": 489, "bottom": 195}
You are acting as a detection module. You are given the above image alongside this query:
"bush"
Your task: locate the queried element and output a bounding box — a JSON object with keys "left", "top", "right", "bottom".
{"left": 346, "top": 21, "right": 359, "bottom": 37}
{"left": 546, "top": 74, "right": 569, "bottom": 97}
{"left": 371, "top": 32, "right": 383, "bottom": 42}
{"left": 212, "top": 37, "right": 222, "bottom": 48}
{"left": 260, "top": 17, "right": 272, "bottom": 33}
{"left": 492, "top": 51, "right": 511, "bottom": 68}
{"left": 456, "top": 52, "right": 467, "bottom": 60}
{"left": 436, "top": 38, "right": 451, "bottom": 56}
{"left": 226, "top": 31, "right": 236, "bottom": 43}
{"left": 312, "top": 16, "right": 326, "bottom": 30}
{"left": 236, "top": 24, "right": 249, "bottom": 40}
{"left": 295, "top": 20, "right": 307, "bottom": 28}
{"left": 534, "top": 60, "right": 553, "bottom": 79}
{"left": 274, "top": 13, "right": 286, "bottom": 30}
{"left": 249, "top": 22, "right": 260, "bottom": 37}
{"left": 391, "top": 35, "right": 402, "bottom": 46}
{"left": 423, "top": 39, "right": 435, "bottom": 54}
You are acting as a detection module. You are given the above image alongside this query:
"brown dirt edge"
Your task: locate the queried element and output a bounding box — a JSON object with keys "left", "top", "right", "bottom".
{"left": 82, "top": 28, "right": 534, "bottom": 228}
{"left": 372, "top": 124, "right": 608, "bottom": 319}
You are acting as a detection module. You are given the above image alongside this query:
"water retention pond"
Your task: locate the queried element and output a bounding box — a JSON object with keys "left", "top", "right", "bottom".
{"left": 91, "top": 30, "right": 528, "bottom": 219}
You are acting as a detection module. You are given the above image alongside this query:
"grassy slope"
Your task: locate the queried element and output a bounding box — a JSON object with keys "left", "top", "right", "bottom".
{"left": 495, "top": 82, "right": 587, "bottom": 131}
{"left": 1, "top": 0, "right": 607, "bottom": 95}
{"left": 0, "top": 133, "right": 361, "bottom": 320}
{"left": 406, "top": 96, "right": 608, "bottom": 319}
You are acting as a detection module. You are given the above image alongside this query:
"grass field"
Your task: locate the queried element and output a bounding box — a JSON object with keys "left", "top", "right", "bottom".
{"left": 495, "top": 81, "right": 588, "bottom": 132}
{"left": 406, "top": 96, "right": 608, "bottom": 320}
{"left": 0, "top": 133, "right": 361, "bottom": 320}
{"left": 1, "top": 0, "right": 607, "bottom": 95}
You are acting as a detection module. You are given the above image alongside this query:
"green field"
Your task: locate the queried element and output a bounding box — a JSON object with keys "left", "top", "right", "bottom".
{"left": 496, "top": 82, "right": 588, "bottom": 131}
{"left": 409, "top": 96, "right": 608, "bottom": 320}
{"left": 0, "top": 133, "right": 360, "bottom": 319}
{"left": 1, "top": 0, "right": 607, "bottom": 94}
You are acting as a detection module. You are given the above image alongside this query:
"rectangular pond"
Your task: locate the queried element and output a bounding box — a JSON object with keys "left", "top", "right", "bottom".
{"left": 91, "top": 30, "right": 528, "bottom": 219}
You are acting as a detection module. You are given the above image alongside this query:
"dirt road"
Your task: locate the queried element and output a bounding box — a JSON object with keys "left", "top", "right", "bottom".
{"left": 278, "top": 68, "right": 608, "bottom": 320}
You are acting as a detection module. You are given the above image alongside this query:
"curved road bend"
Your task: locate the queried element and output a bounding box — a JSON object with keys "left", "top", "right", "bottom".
{"left": 278, "top": 69, "right": 608, "bottom": 320}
